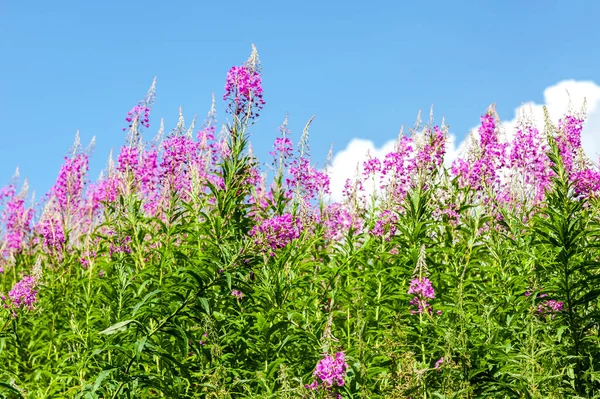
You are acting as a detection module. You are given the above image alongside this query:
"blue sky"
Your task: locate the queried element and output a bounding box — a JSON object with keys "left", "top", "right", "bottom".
{"left": 2, "top": 0, "right": 600, "bottom": 200}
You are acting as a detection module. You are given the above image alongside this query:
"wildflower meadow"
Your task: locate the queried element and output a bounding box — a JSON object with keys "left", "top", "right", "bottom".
{"left": 1, "top": 46, "right": 600, "bottom": 398}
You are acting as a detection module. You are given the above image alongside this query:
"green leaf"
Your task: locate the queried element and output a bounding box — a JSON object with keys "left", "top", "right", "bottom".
{"left": 99, "top": 319, "right": 142, "bottom": 335}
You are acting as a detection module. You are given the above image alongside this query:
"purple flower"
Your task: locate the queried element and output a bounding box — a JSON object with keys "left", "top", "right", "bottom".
{"left": 537, "top": 299, "right": 563, "bottom": 318}
{"left": 287, "top": 157, "right": 331, "bottom": 200}
{"left": 556, "top": 114, "right": 584, "bottom": 173}
{"left": 434, "top": 357, "right": 444, "bottom": 371}
{"left": 451, "top": 109, "right": 507, "bottom": 191}
{"left": 362, "top": 156, "right": 382, "bottom": 177}
{"left": 199, "top": 333, "right": 208, "bottom": 346}
{"left": 124, "top": 104, "right": 151, "bottom": 131}
{"left": 306, "top": 352, "right": 349, "bottom": 392}
{"left": 416, "top": 126, "right": 446, "bottom": 171}
{"left": 88, "top": 176, "right": 120, "bottom": 210}
{"left": 52, "top": 153, "right": 89, "bottom": 215}
{"left": 370, "top": 209, "right": 397, "bottom": 240}
{"left": 408, "top": 277, "right": 435, "bottom": 299}
{"left": 380, "top": 136, "right": 416, "bottom": 202}
{"left": 526, "top": 287, "right": 563, "bottom": 318}
{"left": 321, "top": 203, "right": 362, "bottom": 242}
{"left": 5, "top": 275, "right": 37, "bottom": 311}
{"left": 270, "top": 136, "right": 293, "bottom": 164}
{"left": 35, "top": 217, "right": 66, "bottom": 253}
{"left": 160, "top": 135, "right": 203, "bottom": 201}
{"left": 231, "top": 289, "right": 244, "bottom": 299}
{"left": 249, "top": 213, "right": 303, "bottom": 254}
{"left": 223, "top": 65, "right": 265, "bottom": 118}
{"left": 0, "top": 184, "right": 33, "bottom": 257}
{"left": 109, "top": 236, "right": 132, "bottom": 256}
{"left": 571, "top": 168, "right": 600, "bottom": 198}
{"left": 509, "top": 125, "right": 552, "bottom": 203}
{"left": 408, "top": 277, "right": 436, "bottom": 315}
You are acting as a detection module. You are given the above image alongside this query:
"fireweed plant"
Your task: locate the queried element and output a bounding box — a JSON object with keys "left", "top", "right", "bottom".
{"left": 1, "top": 46, "right": 600, "bottom": 398}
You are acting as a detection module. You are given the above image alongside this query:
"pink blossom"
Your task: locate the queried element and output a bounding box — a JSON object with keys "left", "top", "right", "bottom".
{"left": 223, "top": 65, "right": 265, "bottom": 118}
{"left": 306, "top": 352, "right": 348, "bottom": 392}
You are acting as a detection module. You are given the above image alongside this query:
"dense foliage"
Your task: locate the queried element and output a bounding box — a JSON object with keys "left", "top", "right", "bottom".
{"left": 1, "top": 46, "right": 600, "bottom": 398}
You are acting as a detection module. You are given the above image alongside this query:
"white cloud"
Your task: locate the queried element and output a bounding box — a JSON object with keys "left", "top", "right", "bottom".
{"left": 328, "top": 80, "right": 600, "bottom": 201}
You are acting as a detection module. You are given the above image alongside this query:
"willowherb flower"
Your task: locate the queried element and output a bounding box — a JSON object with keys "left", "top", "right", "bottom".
{"left": 363, "top": 156, "right": 382, "bottom": 177}
{"left": 160, "top": 135, "right": 202, "bottom": 200}
{"left": 123, "top": 78, "right": 156, "bottom": 138}
{"left": 231, "top": 289, "right": 244, "bottom": 299}
{"left": 52, "top": 153, "right": 89, "bottom": 215}
{"left": 199, "top": 332, "right": 208, "bottom": 346}
{"left": 537, "top": 299, "right": 563, "bottom": 317}
{"left": 139, "top": 148, "right": 160, "bottom": 196}
{"left": 1, "top": 185, "right": 33, "bottom": 257}
{"left": 408, "top": 276, "right": 436, "bottom": 315}
{"left": 525, "top": 287, "right": 564, "bottom": 318}
{"left": 370, "top": 209, "right": 397, "bottom": 240}
{"left": 4, "top": 275, "right": 37, "bottom": 311}
{"left": 250, "top": 213, "right": 303, "bottom": 254}
{"left": 451, "top": 109, "right": 507, "bottom": 191}
{"left": 415, "top": 126, "right": 446, "bottom": 172}
{"left": 306, "top": 351, "right": 348, "bottom": 394}
{"left": 271, "top": 136, "right": 293, "bottom": 160}
{"left": 124, "top": 104, "right": 151, "bottom": 132}
{"left": 556, "top": 114, "right": 584, "bottom": 174}
{"left": 109, "top": 236, "right": 132, "bottom": 256}
{"left": 571, "top": 168, "right": 600, "bottom": 198}
{"left": 88, "top": 176, "right": 120, "bottom": 211}
{"left": 35, "top": 217, "right": 66, "bottom": 253}
{"left": 223, "top": 65, "right": 265, "bottom": 118}
{"left": 380, "top": 136, "right": 416, "bottom": 202}
{"left": 508, "top": 124, "right": 552, "bottom": 204}
{"left": 270, "top": 118, "right": 293, "bottom": 168}
{"left": 287, "top": 157, "right": 331, "bottom": 201}
{"left": 434, "top": 357, "right": 445, "bottom": 371}
{"left": 116, "top": 145, "right": 140, "bottom": 174}
{"left": 321, "top": 203, "right": 362, "bottom": 242}
{"left": 408, "top": 248, "right": 437, "bottom": 315}
{"left": 408, "top": 277, "right": 435, "bottom": 299}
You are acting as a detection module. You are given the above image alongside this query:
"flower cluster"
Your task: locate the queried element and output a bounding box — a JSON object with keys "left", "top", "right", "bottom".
{"left": 362, "top": 156, "right": 382, "bottom": 177}
{"left": 124, "top": 104, "right": 151, "bottom": 131}
{"left": 556, "top": 114, "right": 584, "bottom": 173}
{"left": 415, "top": 126, "right": 446, "bottom": 171}
{"left": 537, "top": 299, "right": 563, "bottom": 317}
{"left": 231, "top": 289, "right": 244, "bottom": 299}
{"left": 525, "top": 289, "right": 564, "bottom": 318}
{"left": 1, "top": 185, "right": 33, "bottom": 257}
{"left": 223, "top": 65, "right": 265, "bottom": 118}
{"left": 2, "top": 275, "right": 37, "bottom": 315}
{"left": 321, "top": 203, "right": 362, "bottom": 242}
{"left": 270, "top": 136, "right": 293, "bottom": 164}
{"left": 381, "top": 137, "right": 416, "bottom": 200}
{"left": 287, "top": 157, "right": 331, "bottom": 200}
{"left": 452, "top": 110, "right": 507, "bottom": 191}
{"left": 408, "top": 277, "right": 436, "bottom": 315}
{"left": 52, "top": 153, "right": 89, "bottom": 214}
{"left": 88, "top": 176, "right": 120, "bottom": 210}
{"left": 306, "top": 351, "right": 348, "bottom": 396}
{"left": 508, "top": 124, "right": 552, "bottom": 204}
{"left": 249, "top": 213, "right": 303, "bottom": 254}
{"left": 434, "top": 357, "right": 445, "bottom": 371}
{"left": 571, "top": 168, "right": 600, "bottom": 198}
{"left": 160, "top": 135, "right": 202, "bottom": 200}
{"left": 109, "top": 236, "right": 132, "bottom": 256}
{"left": 370, "top": 209, "right": 397, "bottom": 240}
{"left": 35, "top": 217, "right": 66, "bottom": 253}
{"left": 116, "top": 146, "right": 140, "bottom": 174}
